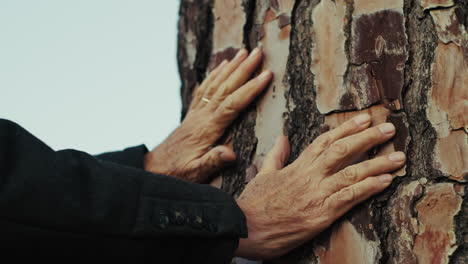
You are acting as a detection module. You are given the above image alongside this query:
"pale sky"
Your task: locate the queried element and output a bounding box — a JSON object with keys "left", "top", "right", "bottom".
{"left": 0, "top": 0, "right": 182, "bottom": 154}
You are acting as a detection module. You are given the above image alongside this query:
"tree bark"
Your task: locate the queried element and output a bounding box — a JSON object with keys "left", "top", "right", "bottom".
{"left": 177, "top": 0, "right": 467, "bottom": 263}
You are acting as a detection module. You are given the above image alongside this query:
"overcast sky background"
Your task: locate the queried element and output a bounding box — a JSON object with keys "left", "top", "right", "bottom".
{"left": 0, "top": 0, "right": 181, "bottom": 154}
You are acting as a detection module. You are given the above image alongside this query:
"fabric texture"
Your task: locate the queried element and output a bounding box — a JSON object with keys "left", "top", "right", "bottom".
{"left": 0, "top": 119, "right": 247, "bottom": 263}
{"left": 94, "top": 144, "right": 149, "bottom": 169}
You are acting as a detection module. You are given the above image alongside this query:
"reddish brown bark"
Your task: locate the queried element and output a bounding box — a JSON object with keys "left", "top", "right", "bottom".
{"left": 177, "top": 0, "right": 467, "bottom": 263}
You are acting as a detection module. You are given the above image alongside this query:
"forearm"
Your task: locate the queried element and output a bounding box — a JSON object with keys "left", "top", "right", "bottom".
{"left": 0, "top": 119, "right": 247, "bottom": 240}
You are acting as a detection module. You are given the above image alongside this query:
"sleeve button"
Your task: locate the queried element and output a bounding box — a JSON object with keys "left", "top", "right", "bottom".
{"left": 192, "top": 216, "right": 203, "bottom": 229}
{"left": 171, "top": 211, "right": 185, "bottom": 225}
{"left": 156, "top": 215, "right": 169, "bottom": 229}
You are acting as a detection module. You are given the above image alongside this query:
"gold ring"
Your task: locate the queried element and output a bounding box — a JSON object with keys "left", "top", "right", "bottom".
{"left": 202, "top": 97, "right": 210, "bottom": 103}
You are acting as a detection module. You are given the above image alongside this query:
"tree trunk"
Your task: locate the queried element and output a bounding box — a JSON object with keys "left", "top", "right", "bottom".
{"left": 177, "top": 0, "right": 467, "bottom": 263}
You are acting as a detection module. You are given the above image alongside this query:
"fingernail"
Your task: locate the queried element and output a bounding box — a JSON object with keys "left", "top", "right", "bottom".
{"left": 259, "top": 71, "right": 271, "bottom": 81}
{"left": 353, "top": 114, "right": 371, "bottom": 126}
{"left": 389, "top": 152, "right": 406, "bottom": 162}
{"left": 235, "top": 48, "right": 247, "bottom": 59}
{"left": 378, "top": 174, "right": 393, "bottom": 184}
{"left": 249, "top": 47, "right": 260, "bottom": 58}
{"left": 379, "top": 123, "right": 395, "bottom": 135}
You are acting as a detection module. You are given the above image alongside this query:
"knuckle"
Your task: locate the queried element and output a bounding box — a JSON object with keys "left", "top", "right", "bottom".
{"left": 313, "top": 201, "right": 334, "bottom": 227}
{"left": 343, "top": 119, "right": 358, "bottom": 132}
{"left": 220, "top": 84, "right": 231, "bottom": 95}
{"left": 341, "top": 166, "right": 358, "bottom": 183}
{"left": 223, "top": 104, "right": 235, "bottom": 115}
{"left": 316, "top": 134, "right": 332, "bottom": 149}
{"left": 192, "top": 88, "right": 201, "bottom": 98}
{"left": 336, "top": 187, "right": 355, "bottom": 204}
{"left": 206, "top": 86, "right": 216, "bottom": 96}
{"left": 360, "top": 160, "right": 372, "bottom": 170}
{"left": 200, "top": 156, "right": 220, "bottom": 172}
{"left": 330, "top": 141, "right": 348, "bottom": 156}
{"left": 371, "top": 127, "right": 383, "bottom": 139}
{"left": 222, "top": 97, "right": 238, "bottom": 114}
{"left": 205, "top": 85, "right": 213, "bottom": 93}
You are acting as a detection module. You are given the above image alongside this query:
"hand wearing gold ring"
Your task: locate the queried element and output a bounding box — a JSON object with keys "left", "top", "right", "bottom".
{"left": 144, "top": 48, "right": 272, "bottom": 183}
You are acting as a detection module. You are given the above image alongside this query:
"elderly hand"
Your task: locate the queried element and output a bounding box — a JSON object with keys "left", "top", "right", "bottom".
{"left": 144, "top": 48, "right": 272, "bottom": 183}
{"left": 235, "top": 114, "right": 406, "bottom": 260}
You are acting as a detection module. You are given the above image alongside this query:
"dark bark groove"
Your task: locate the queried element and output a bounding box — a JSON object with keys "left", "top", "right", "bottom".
{"left": 177, "top": 0, "right": 467, "bottom": 263}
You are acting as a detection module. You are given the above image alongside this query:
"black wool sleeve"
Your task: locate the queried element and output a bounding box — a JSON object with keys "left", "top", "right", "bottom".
{"left": 0, "top": 119, "right": 247, "bottom": 262}
{"left": 94, "top": 145, "right": 149, "bottom": 169}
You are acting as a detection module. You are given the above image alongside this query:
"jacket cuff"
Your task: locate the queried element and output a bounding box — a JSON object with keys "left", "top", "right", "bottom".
{"left": 133, "top": 172, "right": 248, "bottom": 239}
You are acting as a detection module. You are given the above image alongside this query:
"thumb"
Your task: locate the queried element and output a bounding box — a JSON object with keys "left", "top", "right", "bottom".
{"left": 196, "top": 145, "right": 236, "bottom": 182}
{"left": 259, "top": 135, "right": 290, "bottom": 173}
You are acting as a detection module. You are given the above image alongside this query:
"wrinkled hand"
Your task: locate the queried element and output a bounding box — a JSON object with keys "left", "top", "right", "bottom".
{"left": 235, "top": 114, "right": 406, "bottom": 260}
{"left": 144, "top": 48, "right": 272, "bottom": 183}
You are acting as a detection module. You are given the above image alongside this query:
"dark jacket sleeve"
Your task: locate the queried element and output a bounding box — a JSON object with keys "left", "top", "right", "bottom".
{"left": 0, "top": 119, "right": 247, "bottom": 263}
{"left": 94, "top": 145, "right": 149, "bottom": 169}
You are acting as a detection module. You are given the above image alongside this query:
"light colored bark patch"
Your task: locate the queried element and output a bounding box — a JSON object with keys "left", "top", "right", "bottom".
{"left": 430, "top": 7, "right": 467, "bottom": 45}
{"left": 278, "top": 24, "right": 291, "bottom": 40}
{"left": 425, "top": 5, "right": 468, "bottom": 182}
{"left": 414, "top": 183, "right": 463, "bottom": 264}
{"left": 185, "top": 29, "right": 197, "bottom": 66}
{"left": 434, "top": 130, "right": 468, "bottom": 182}
{"left": 310, "top": 0, "right": 348, "bottom": 114}
{"left": 315, "top": 221, "right": 381, "bottom": 264}
{"left": 427, "top": 42, "right": 468, "bottom": 181}
{"left": 387, "top": 181, "right": 424, "bottom": 264}
{"left": 212, "top": 0, "right": 245, "bottom": 53}
{"left": 419, "top": 0, "right": 455, "bottom": 10}
{"left": 354, "top": 0, "right": 403, "bottom": 15}
{"left": 209, "top": 0, "right": 247, "bottom": 69}
{"left": 252, "top": 0, "right": 294, "bottom": 174}
{"left": 275, "top": 0, "right": 295, "bottom": 12}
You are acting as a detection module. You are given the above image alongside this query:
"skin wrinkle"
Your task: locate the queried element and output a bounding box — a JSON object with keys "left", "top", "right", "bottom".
{"left": 145, "top": 48, "right": 272, "bottom": 183}
{"left": 236, "top": 119, "right": 402, "bottom": 259}
{"left": 146, "top": 47, "right": 407, "bottom": 259}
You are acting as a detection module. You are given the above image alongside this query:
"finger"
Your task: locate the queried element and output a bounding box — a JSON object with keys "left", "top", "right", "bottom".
{"left": 212, "top": 47, "right": 263, "bottom": 104}
{"left": 301, "top": 114, "right": 371, "bottom": 163}
{"left": 191, "top": 60, "right": 228, "bottom": 109}
{"left": 326, "top": 174, "right": 393, "bottom": 220}
{"left": 202, "top": 49, "right": 248, "bottom": 101}
{"left": 259, "top": 135, "right": 290, "bottom": 173}
{"left": 320, "top": 151, "right": 406, "bottom": 194}
{"left": 213, "top": 70, "right": 272, "bottom": 128}
{"left": 318, "top": 122, "right": 396, "bottom": 174}
{"left": 195, "top": 145, "right": 236, "bottom": 183}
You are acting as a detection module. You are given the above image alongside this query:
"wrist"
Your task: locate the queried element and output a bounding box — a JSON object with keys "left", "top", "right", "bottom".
{"left": 235, "top": 198, "right": 265, "bottom": 260}
{"left": 144, "top": 144, "right": 173, "bottom": 176}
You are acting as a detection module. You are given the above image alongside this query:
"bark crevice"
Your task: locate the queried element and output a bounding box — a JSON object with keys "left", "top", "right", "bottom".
{"left": 220, "top": 0, "right": 259, "bottom": 197}
{"left": 176, "top": 0, "right": 467, "bottom": 262}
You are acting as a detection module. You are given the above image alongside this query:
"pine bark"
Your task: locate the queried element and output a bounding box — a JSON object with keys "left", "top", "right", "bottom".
{"left": 177, "top": 0, "right": 467, "bottom": 263}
